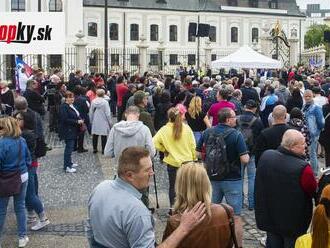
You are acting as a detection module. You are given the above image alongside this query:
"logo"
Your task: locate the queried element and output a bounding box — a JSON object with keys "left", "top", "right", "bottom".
{"left": 0, "top": 12, "right": 65, "bottom": 54}
{"left": 0, "top": 22, "right": 53, "bottom": 44}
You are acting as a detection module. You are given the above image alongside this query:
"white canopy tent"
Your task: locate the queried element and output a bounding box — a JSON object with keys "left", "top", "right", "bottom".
{"left": 211, "top": 45, "right": 283, "bottom": 69}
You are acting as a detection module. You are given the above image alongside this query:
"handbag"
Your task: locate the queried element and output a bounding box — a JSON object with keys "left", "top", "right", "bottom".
{"left": 0, "top": 140, "right": 22, "bottom": 197}
{"left": 220, "top": 203, "right": 239, "bottom": 248}
{"left": 35, "top": 137, "right": 47, "bottom": 158}
{"left": 79, "top": 122, "right": 87, "bottom": 132}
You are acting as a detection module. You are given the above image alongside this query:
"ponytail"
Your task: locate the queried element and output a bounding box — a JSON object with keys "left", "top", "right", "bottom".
{"left": 168, "top": 107, "right": 183, "bottom": 140}
{"left": 311, "top": 199, "right": 330, "bottom": 248}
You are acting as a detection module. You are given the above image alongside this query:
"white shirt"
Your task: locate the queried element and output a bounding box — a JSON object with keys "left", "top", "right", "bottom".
{"left": 314, "top": 95, "right": 328, "bottom": 107}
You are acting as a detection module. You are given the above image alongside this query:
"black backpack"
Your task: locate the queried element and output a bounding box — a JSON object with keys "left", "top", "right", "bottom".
{"left": 204, "top": 128, "right": 236, "bottom": 181}
{"left": 237, "top": 116, "right": 257, "bottom": 150}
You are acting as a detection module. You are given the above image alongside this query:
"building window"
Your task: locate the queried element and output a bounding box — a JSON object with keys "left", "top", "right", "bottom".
{"left": 252, "top": 28, "right": 259, "bottom": 42}
{"left": 149, "top": 54, "right": 158, "bottom": 66}
{"left": 88, "top": 22, "right": 98, "bottom": 37}
{"left": 269, "top": 0, "right": 278, "bottom": 9}
{"left": 110, "top": 54, "right": 120, "bottom": 66}
{"left": 169, "top": 54, "right": 178, "bottom": 65}
{"left": 249, "top": 0, "right": 258, "bottom": 8}
{"left": 209, "top": 26, "right": 216, "bottom": 42}
{"left": 49, "top": 0, "right": 63, "bottom": 12}
{"left": 130, "top": 54, "right": 139, "bottom": 66}
{"left": 211, "top": 54, "right": 217, "bottom": 61}
{"left": 169, "top": 25, "right": 177, "bottom": 42}
{"left": 110, "top": 23, "right": 119, "bottom": 40}
{"left": 150, "top": 25, "right": 159, "bottom": 41}
{"left": 231, "top": 27, "right": 238, "bottom": 43}
{"left": 188, "top": 54, "right": 196, "bottom": 65}
{"left": 11, "top": 0, "right": 25, "bottom": 12}
{"left": 227, "top": 0, "right": 238, "bottom": 6}
{"left": 188, "top": 29, "right": 196, "bottom": 42}
{"left": 130, "top": 24, "right": 139, "bottom": 41}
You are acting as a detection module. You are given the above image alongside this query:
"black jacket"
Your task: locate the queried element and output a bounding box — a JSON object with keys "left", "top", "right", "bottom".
{"left": 241, "top": 87, "right": 259, "bottom": 106}
{"left": 238, "top": 111, "right": 264, "bottom": 154}
{"left": 59, "top": 103, "right": 80, "bottom": 140}
{"left": 24, "top": 89, "right": 45, "bottom": 116}
{"left": 255, "top": 147, "right": 313, "bottom": 237}
{"left": 74, "top": 96, "right": 91, "bottom": 133}
{"left": 255, "top": 123, "right": 291, "bottom": 165}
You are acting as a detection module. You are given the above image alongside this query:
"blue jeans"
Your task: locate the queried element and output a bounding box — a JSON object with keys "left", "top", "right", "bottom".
{"left": 241, "top": 156, "right": 256, "bottom": 209}
{"left": 64, "top": 139, "right": 75, "bottom": 170}
{"left": 266, "top": 232, "right": 297, "bottom": 248}
{"left": 0, "top": 181, "right": 28, "bottom": 239}
{"left": 193, "top": 131, "right": 202, "bottom": 144}
{"left": 211, "top": 179, "right": 243, "bottom": 215}
{"left": 309, "top": 137, "right": 319, "bottom": 176}
{"left": 26, "top": 167, "right": 44, "bottom": 215}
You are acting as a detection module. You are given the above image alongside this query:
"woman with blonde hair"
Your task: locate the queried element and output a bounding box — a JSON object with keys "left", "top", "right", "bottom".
{"left": 153, "top": 107, "right": 196, "bottom": 207}
{"left": 0, "top": 117, "right": 31, "bottom": 247}
{"left": 163, "top": 162, "right": 235, "bottom": 248}
{"left": 295, "top": 184, "right": 330, "bottom": 248}
{"left": 185, "top": 96, "right": 211, "bottom": 143}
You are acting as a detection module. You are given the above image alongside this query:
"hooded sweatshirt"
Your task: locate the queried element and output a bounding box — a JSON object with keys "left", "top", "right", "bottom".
{"left": 104, "top": 120, "right": 155, "bottom": 164}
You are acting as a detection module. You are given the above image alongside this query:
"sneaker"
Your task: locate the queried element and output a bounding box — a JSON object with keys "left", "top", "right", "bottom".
{"left": 66, "top": 167, "right": 76, "bottom": 173}
{"left": 31, "top": 219, "right": 50, "bottom": 231}
{"left": 72, "top": 163, "right": 79, "bottom": 168}
{"left": 18, "top": 236, "right": 29, "bottom": 247}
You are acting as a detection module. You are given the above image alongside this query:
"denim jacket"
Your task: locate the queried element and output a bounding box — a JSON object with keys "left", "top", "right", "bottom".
{"left": 0, "top": 137, "right": 31, "bottom": 174}
{"left": 302, "top": 103, "right": 325, "bottom": 138}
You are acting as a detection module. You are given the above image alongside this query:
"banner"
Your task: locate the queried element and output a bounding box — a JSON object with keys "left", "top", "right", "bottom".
{"left": 15, "top": 56, "right": 32, "bottom": 92}
{"left": 0, "top": 12, "right": 65, "bottom": 54}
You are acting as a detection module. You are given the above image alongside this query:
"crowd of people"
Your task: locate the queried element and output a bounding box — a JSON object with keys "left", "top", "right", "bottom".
{"left": 1, "top": 65, "right": 330, "bottom": 247}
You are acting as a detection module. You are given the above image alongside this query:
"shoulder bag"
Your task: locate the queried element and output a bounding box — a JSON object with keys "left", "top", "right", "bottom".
{"left": 0, "top": 139, "right": 22, "bottom": 197}
{"left": 220, "top": 203, "right": 239, "bottom": 248}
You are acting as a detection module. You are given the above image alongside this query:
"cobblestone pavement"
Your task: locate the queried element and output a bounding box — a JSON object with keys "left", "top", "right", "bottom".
{"left": 1, "top": 127, "right": 324, "bottom": 247}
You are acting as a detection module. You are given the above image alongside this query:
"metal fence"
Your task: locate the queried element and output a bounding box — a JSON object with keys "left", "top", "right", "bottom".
{"left": 0, "top": 47, "right": 77, "bottom": 83}
{"left": 86, "top": 47, "right": 140, "bottom": 75}
{"left": 0, "top": 47, "right": 236, "bottom": 82}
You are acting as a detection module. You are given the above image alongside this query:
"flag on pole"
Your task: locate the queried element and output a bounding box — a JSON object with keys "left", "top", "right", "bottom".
{"left": 15, "top": 56, "right": 32, "bottom": 93}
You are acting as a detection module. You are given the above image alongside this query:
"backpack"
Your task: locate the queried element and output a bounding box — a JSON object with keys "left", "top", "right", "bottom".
{"left": 237, "top": 116, "right": 257, "bottom": 150}
{"left": 204, "top": 128, "right": 236, "bottom": 181}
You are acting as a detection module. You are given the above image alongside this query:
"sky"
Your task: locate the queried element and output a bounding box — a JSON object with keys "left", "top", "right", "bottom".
{"left": 295, "top": 0, "right": 329, "bottom": 10}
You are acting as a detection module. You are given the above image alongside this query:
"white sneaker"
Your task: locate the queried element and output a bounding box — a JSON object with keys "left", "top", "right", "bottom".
{"left": 66, "top": 167, "right": 76, "bottom": 173}
{"left": 31, "top": 219, "right": 50, "bottom": 231}
{"left": 72, "top": 163, "right": 79, "bottom": 168}
{"left": 18, "top": 236, "right": 29, "bottom": 247}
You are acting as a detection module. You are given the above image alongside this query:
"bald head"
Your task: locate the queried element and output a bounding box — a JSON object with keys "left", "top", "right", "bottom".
{"left": 281, "top": 129, "right": 305, "bottom": 156}
{"left": 272, "top": 105, "right": 287, "bottom": 124}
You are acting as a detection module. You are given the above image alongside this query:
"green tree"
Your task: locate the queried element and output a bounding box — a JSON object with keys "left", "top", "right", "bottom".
{"left": 304, "top": 24, "right": 330, "bottom": 49}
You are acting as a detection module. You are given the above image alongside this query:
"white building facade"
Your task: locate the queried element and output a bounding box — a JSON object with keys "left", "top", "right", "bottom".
{"left": 0, "top": 0, "right": 305, "bottom": 79}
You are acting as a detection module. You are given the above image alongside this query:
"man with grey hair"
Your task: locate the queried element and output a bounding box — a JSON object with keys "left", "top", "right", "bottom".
{"left": 255, "top": 105, "right": 291, "bottom": 165}
{"left": 255, "top": 129, "right": 316, "bottom": 248}
{"left": 23, "top": 79, "right": 45, "bottom": 116}
{"left": 302, "top": 89, "right": 324, "bottom": 176}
